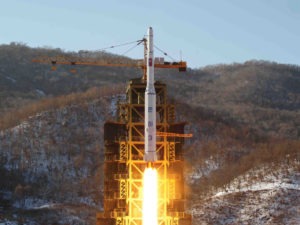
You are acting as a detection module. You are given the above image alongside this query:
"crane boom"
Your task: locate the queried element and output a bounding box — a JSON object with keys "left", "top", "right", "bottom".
{"left": 32, "top": 37, "right": 187, "bottom": 78}
{"left": 32, "top": 57, "right": 186, "bottom": 70}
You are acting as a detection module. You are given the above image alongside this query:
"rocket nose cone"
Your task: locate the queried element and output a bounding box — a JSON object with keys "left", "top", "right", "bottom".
{"left": 148, "top": 27, "right": 153, "bottom": 35}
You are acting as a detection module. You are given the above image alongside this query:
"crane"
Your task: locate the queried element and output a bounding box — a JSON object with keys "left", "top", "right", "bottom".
{"left": 32, "top": 37, "right": 187, "bottom": 80}
{"left": 32, "top": 30, "right": 191, "bottom": 139}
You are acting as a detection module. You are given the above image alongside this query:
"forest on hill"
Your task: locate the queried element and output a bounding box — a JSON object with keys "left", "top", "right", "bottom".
{"left": 1, "top": 42, "right": 299, "bottom": 139}
{"left": 0, "top": 42, "right": 299, "bottom": 224}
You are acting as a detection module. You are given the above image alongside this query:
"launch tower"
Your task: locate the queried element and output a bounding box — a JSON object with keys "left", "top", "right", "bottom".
{"left": 96, "top": 78, "right": 192, "bottom": 225}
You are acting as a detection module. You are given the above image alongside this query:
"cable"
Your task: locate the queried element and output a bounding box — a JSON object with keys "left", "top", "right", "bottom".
{"left": 122, "top": 40, "right": 144, "bottom": 56}
{"left": 154, "top": 45, "right": 177, "bottom": 61}
{"left": 96, "top": 39, "right": 144, "bottom": 52}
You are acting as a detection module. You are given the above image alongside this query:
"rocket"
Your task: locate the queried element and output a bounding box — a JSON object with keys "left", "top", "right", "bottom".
{"left": 144, "top": 27, "right": 157, "bottom": 162}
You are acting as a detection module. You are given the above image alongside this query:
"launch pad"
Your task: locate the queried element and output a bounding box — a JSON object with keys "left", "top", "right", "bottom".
{"left": 96, "top": 78, "right": 192, "bottom": 225}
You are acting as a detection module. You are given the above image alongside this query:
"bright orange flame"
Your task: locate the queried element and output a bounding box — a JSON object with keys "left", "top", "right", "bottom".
{"left": 142, "top": 168, "right": 158, "bottom": 225}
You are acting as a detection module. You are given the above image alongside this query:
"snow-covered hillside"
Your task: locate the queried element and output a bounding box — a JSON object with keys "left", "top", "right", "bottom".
{"left": 0, "top": 95, "right": 123, "bottom": 224}
{"left": 1, "top": 91, "right": 299, "bottom": 225}
{"left": 190, "top": 161, "right": 300, "bottom": 225}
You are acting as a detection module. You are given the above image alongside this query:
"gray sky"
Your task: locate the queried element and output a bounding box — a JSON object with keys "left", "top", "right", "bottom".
{"left": 1, "top": 0, "right": 299, "bottom": 68}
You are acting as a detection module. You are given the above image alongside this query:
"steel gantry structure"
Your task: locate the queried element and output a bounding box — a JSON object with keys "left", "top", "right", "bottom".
{"left": 97, "top": 78, "right": 192, "bottom": 225}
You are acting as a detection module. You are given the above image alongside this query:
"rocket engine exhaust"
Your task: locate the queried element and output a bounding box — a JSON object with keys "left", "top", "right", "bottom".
{"left": 144, "top": 27, "right": 157, "bottom": 163}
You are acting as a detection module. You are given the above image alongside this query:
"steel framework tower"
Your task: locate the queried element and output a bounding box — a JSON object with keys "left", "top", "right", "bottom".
{"left": 96, "top": 78, "right": 191, "bottom": 225}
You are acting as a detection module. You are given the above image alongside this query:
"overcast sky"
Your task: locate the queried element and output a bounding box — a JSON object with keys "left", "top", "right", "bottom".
{"left": 1, "top": 0, "right": 299, "bottom": 68}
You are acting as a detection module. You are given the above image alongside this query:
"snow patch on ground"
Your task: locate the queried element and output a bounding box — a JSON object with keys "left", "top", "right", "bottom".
{"left": 214, "top": 162, "right": 300, "bottom": 197}
{"left": 214, "top": 181, "right": 300, "bottom": 197}
{"left": 11, "top": 121, "right": 30, "bottom": 133}
{"left": 0, "top": 220, "right": 18, "bottom": 225}
{"left": 35, "top": 89, "right": 45, "bottom": 96}
{"left": 5, "top": 76, "right": 16, "bottom": 83}
{"left": 13, "top": 198, "right": 53, "bottom": 209}
{"left": 189, "top": 157, "right": 221, "bottom": 181}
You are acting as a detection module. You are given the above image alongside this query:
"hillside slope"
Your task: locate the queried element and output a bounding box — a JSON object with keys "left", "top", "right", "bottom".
{"left": 191, "top": 161, "right": 300, "bottom": 225}
{"left": 1, "top": 44, "right": 299, "bottom": 140}
{"left": 0, "top": 90, "right": 121, "bottom": 224}
{"left": 0, "top": 44, "right": 300, "bottom": 224}
{"left": 0, "top": 43, "right": 138, "bottom": 115}
{"left": 160, "top": 61, "right": 300, "bottom": 139}
{"left": 0, "top": 87, "right": 299, "bottom": 224}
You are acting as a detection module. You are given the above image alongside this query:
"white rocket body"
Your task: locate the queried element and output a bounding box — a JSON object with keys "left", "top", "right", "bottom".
{"left": 144, "top": 27, "right": 157, "bottom": 162}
